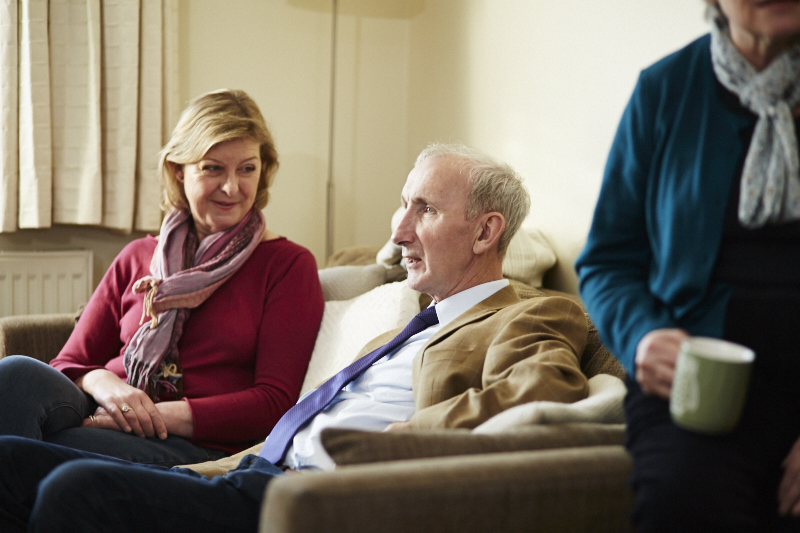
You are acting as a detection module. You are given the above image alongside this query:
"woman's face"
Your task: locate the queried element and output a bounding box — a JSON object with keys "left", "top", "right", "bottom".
{"left": 176, "top": 138, "right": 261, "bottom": 241}
{"left": 715, "top": 0, "right": 800, "bottom": 68}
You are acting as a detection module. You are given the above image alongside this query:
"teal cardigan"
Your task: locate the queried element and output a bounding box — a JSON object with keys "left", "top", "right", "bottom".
{"left": 575, "top": 35, "right": 756, "bottom": 375}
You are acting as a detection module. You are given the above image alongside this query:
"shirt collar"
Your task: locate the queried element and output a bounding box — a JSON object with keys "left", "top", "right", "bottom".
{"left": 430, "top": 279, "right": 509, "bottom": 328}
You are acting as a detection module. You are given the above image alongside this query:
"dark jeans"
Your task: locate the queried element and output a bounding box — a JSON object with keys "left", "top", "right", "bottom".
{"left": 0, "top": 436, "right": 282, "bottom": 533}
{"left": 0, "top": 355, "right": 226, "bottom": 466}
{"left": 625, "top": 375, "right": 800, "bottom": 532}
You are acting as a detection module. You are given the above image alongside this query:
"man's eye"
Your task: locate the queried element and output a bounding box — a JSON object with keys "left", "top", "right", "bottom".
{"left": 424, "top": 206, "right": 434, "bottom": 214}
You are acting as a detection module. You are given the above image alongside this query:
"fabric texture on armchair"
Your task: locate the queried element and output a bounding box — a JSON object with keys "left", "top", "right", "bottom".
{"left": 0, "top": 313, "right": 75, "bottom": 363}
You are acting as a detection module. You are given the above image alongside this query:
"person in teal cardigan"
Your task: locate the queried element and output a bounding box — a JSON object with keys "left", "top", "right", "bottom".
{"left": 576, "top": 1, "right": 800, "bottom": 531}
{"left": 576, "top": 30, "right": 745, "bottom": 378}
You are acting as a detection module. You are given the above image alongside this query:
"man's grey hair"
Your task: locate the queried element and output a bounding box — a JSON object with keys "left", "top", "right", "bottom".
{"left": 415, "top": 142, "right": 531, "bottom": 255}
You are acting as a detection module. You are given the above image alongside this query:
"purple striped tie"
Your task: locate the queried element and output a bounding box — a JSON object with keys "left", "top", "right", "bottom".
{"left": 259, "top": 306, "right": 439, "bottom": 464}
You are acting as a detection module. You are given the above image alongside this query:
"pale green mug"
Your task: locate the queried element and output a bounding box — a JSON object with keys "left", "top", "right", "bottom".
{"left": 669, "top": 337, "right": 755, "bottom": 434}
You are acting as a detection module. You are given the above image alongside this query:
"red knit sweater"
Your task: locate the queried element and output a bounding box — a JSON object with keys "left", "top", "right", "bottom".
{"left": 51, "top": 235, "right": 324, "bottom": 454}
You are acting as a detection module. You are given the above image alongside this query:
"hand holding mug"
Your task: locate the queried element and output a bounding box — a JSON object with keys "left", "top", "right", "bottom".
{"left": 635, "top": 328, "right": 689, "bottom": 399}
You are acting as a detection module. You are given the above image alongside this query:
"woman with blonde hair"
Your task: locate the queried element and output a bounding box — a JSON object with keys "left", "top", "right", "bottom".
{"left": 0, "top": 89, "right": 324, "bottom": 466}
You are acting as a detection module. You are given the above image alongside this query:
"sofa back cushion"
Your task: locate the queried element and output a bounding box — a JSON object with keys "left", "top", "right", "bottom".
{"left": 300, "top": 280, "right": 420, "bottom": 395}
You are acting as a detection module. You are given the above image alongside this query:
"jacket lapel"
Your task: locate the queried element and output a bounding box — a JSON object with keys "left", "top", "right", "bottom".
{"left": 410, "top": 284, "right": 521, "bottom": 381}
{"left": 352, "top": 284, "right": 521, "bottom": 363}
{"left": 421, "top": 284, "right": 520, "bottom": 350}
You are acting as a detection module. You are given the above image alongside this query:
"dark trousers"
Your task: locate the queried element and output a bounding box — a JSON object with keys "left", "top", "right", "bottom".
{"left": 625, "top": 374, "right": 800, "bottom": 532}
{"left": 0, "top": 356, "right": 225, "bottom": 466}
{"left": 0, "top": 436, "right": 282, "bottom": 533}
{"left": 626, "top": 281, "right": 800, "bottom": 531}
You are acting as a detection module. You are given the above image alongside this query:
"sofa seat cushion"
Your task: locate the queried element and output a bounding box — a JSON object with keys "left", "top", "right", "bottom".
{"left": 321, "top": 422, "right": 625, "bottom": 466}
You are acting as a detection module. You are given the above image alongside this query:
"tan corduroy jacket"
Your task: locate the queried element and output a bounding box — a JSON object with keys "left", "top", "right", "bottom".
{"left": 401, "top": 285, "right": 589, "bottom": 429}
{"left": 186, "top": 284, "right": 588, "bottom": 476}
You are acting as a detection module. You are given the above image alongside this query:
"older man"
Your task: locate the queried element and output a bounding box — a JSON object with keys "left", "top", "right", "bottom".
{"left": 0, "top": 143, "right": 588, "bottom": 533}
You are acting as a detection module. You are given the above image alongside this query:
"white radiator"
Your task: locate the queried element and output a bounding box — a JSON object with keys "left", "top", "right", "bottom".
{"left": 0, "top": 251, "right": 93, "bottom": 317}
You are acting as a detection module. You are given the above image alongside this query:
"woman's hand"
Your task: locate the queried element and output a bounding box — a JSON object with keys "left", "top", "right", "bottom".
{"left": 76, "top": 369, "right": 167, "bottom": 439}
{"left": 635, "top": 328, "right": 688, "bottom": 399}
{"left": 81, "top": 396, "right": 194, "bottom": 439}
{"left": 779, "top": 436, "right": 800, "bottom": 516}
{"left": 154, "top": 400, "right": 194, "bottom": 438}
{"left": 81, "top": 405, "right": 119, "bottom": 431}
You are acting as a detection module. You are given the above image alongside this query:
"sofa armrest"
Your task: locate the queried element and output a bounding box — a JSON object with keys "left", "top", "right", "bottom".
{"left": 0, "top": 314, "right": 75, "bottom": 363}
{"left": 321, "top": 423, "right": 625, "bottom": 466}
{"left": 260, "top": 445, "right": 634, "bottom": 533}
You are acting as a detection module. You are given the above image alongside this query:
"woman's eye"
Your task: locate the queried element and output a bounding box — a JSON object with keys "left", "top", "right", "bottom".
{"left": 241, "top": 165, "right": 257, "bottom": 174}
{"left": 201, "top": 165, "right": 222, "bottom": 174}
{"left": 424, "top": 206, "right": 434, "bottom": 214}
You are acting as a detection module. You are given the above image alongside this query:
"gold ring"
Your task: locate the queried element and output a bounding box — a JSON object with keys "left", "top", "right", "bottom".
{"left": 121, "top": 405, "right": 131, "bottom": 413}
{"left": 89, "top": 415, "right": 95, "bottom": 422}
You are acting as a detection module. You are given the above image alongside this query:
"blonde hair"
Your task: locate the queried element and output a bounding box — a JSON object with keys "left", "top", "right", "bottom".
{"left": 159, "top": 89, "right": 278, "bottom": 212}
{"left": 415, "top": 143, "right": 530, "bottom": 255}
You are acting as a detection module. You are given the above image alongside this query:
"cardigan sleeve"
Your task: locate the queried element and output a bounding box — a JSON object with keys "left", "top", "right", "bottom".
{"left": 575, "top": 71, "right": 680, "bottom": 375}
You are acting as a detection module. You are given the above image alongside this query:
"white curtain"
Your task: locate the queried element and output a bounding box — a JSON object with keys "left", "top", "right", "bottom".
{"left": 0, "top": 0, "right": 179, "bottom": 233}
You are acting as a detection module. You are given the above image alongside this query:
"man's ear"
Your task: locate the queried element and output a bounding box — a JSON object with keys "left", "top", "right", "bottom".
{"left": 473, "top": 212, "right": 505, "bottom": 255}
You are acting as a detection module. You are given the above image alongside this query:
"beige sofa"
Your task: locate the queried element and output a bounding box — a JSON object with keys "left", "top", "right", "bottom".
{"left": 0, "top": 239, "right": 635, "bottom": 533}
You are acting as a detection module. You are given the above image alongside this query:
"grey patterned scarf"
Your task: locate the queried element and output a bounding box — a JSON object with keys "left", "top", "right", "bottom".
{"left": 709, "top": 6, "right": 800, "bottom": 228}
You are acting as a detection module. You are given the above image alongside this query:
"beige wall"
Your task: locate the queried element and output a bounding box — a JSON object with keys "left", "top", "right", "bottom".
{"left": 2, "top": 0, "right": 710, "bottom": 295}
{"left": 406, "top": 0, "right": 708, "bottom": 291}
{"left": 178, "top": 0, "right": 331, "bottom": 263}
{"left": 178, "top": 0, "right": 413, "bottom": 265}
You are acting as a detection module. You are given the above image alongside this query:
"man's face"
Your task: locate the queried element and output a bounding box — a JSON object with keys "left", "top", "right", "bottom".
{"left": 391, "top": 155, "right": 482, "bottom": 302}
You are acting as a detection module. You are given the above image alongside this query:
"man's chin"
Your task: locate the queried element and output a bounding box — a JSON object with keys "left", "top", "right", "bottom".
{"left": 405, "top": 273, "right": 424, "bottom": 293}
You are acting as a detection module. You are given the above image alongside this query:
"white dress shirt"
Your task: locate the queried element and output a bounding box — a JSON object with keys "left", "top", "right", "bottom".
{"left": 282, "top": 279, "right": 509, "bottom": 471}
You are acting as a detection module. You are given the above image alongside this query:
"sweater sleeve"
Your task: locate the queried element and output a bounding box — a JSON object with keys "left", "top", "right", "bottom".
{"left": 50, "top": 240, "right": 149, "bottom": 380}
{"left": 187, "top": 247, "right": 324, "bottom": 445}
{"left": 575, "top": 71, "right": 680, "bottom": 375}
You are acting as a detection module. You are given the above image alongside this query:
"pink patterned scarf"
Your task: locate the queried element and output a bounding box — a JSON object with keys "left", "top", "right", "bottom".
{"left": 123, "top": 208, "right": 264, "bottom": 401}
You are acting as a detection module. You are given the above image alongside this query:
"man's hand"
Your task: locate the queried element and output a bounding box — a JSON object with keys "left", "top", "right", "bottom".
{"left": 383, "top": 421, "right": 411, "bottom": 432}
{"left": 635, "top": 328, "right": 688, "bottom": 399}
{"left": 779, "top": 436, "right": 800, "bottom": 516}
